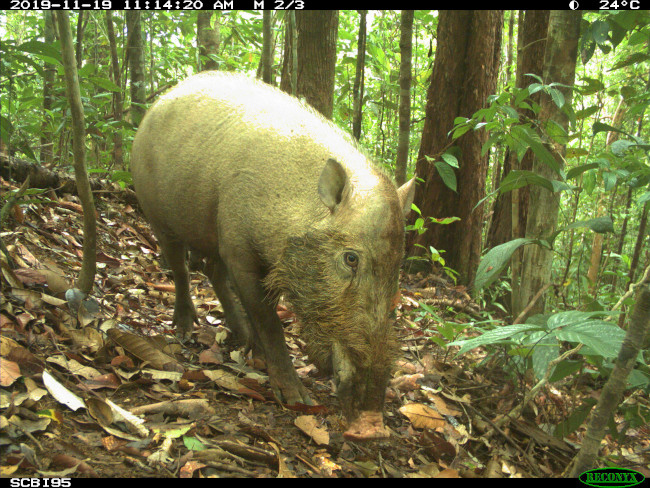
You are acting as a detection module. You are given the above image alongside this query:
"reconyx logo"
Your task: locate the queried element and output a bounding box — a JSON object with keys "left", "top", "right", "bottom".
{"left": 579, "top": 468, "right": 645, "bottom": 488}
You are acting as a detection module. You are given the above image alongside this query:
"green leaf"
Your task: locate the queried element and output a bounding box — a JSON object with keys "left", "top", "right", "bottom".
{"left": 554, "top": 320, "right": 626, "bottom": 359}
{"left": 609, "top": 52, "right": 650, "bottom": 71}
{"left": 17, "top": 40, "right": 62, "bottom": 64}
{"left": 498, "top": 170, "right": 555, "bottom": 194}
{"left": 183, "top": 435, "right": 205, "bottom": 451}
{"left": 451, "top": 123, "right": 472, "bottom": 139}
{"left": 448, "top": 323, "right": 543, "bottom": 356}
{"left": 578, "top": 77, "right": 605, "bottom": 95}
{"left": 592, "top": 121, "right": 630, "bottom": 138}
{"left": 603, "top": 171, "right": 617, "bottom": 192}
{"left": 531, "top": 334, "right": 559, "bottom": 381}
{"left": 473, "top": 238, "right": 542, "bottom": 291}
{"left": 565, "top": 147, "right": 589, "bottom": 159}
{"left": 89, "top": 76, "right": 121, "bottom": 92}
{"left": 429, "top": 216, "right": 461, "bottom": 225}
{"left": 575, "top": 105, "right": 599, "bottom": 120}
{"left": 610, "top": 140, "right": 634, "bottom": 157}
{"left": 590, "top": 20, "right": 610, "bottom": 45}
{"left": 434, "top": 161, "right": 457, "bottom": 192}
{"left": 549, "top": 217, "right": 614, "bottom": 245}
{"left": 546, "top": 310, "right": 615, "bottom": 329}
{"left": 553, "top": 399, "right": 596, "bottom": 438}
{"left": 525, "top": 73, "right": 543, "bottom": 84}
{"left": 566, "top": 162, "right": 600, "bottom": 180}
{"left": 440, "top": 153, "right": 459, "bottom": 168}
{"left": 547, "top": 87, "right": 565, "bottom": 109}
{"left": 549, "top": 360, "right": 584, "bottom": 383}
{"left": 516, "top": 126, "right": 561, "bottom": 176}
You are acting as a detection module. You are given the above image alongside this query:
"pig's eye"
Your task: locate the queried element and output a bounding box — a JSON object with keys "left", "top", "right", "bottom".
{"left": 343, "top": 252, "right": 359, "bottom": 269}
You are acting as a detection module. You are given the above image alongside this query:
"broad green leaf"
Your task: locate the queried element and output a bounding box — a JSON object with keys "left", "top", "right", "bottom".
{"left": 592, "top": 121, "right": 630, "bottom": 138}
{"left": 516, "top": 126, "right": 561, "bottom": 175}
{"left": 553, "top": 399, "right": 596, "bottom": 438}
{"left": 575, "top": 105, "right": 599, "bottom": 119}
{"left": 498, "top": 170, "right": 554, "bottom": 194}
{"left": 546, "top": 310, "right": 614, "bottom": 330}
{"left": 532, "top": 334, "right": 559, "bottom": 381}
{"left": 429, "top": 216, "right": 461, "bottom": 225}
{"left": 611, "top": 140, "right": 634, "bottom": 157}
{"left": 473, "top": 238, "right": 542, "bottom": 291}
{"left": 434, "top": 160, "right": 457, "bottom": 192}
{"left": 609, "top": 52, "right": 650, "bottom": 71}
{"left": 590, "top": 20, "right": 610, "bottom": 45}
{"left": 89, "top": 76, "right": 121, "bottom": 92}
{"left": 441, "top": 153, "right": 459, "bottom": 168}
{"left": 183, "top": 436, "right": 205, "bottom": 451}
{"left": 549, "top": 360, "right": 584, "bottom": 383}
{"left": 549, "top": 217, "right": 614, "bottom": 245}
{"left": 603, "top": 171, "right": 617, "bottom": 192}
{"left": 554, "top": 320, "right": 626, "bottom": 359}
{"left": 17, "top": 40, "right": 62, "bottom": 64}
{"left": 547, "top": 87, "right": 565, "bottom": 109}
{"left": 448, "top": 323, "right": 543, "bottom": 356}
{"left": 578, "top": 76, "right": 604, "bottom": 95}
{"left": 566, "top": 162, "right": 600, "bottom": 180}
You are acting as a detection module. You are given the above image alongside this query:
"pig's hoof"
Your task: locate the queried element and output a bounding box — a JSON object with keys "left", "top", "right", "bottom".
{"left": 343, "top": 411, "right": 390, "bottom": 441}
{"left": 270, "top": 382, "right": 313, "bottom": 407}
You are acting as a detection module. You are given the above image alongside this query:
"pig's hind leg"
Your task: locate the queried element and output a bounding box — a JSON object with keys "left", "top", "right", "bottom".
{"left": 156, "top": 233, "right": 198, "bottom": 340}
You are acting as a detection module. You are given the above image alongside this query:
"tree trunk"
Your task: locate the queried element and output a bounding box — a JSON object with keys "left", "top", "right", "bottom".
{"left": 54, "top": 11, "right": 97, "bottom": 294}
{"left": 485, "top": 10, "right": 549, "bottom": 305}
{"left": 395, "top": 10, "right": 414, "bottom": 187}
{"left": 261, "top": 10, "right": 272, "bottom": 83}
{"left": 105, "top": 10, "right": 123, "bottom": 168}
{"left": 40, "top": 10, "right": 55, "bottom": 167}
{"left": 197, "top": 11, "right": 220, "bottom": 72}
{"left": 281, "top": 11, "right": 338, "bottom": 119}
{"left": 126, "top": 11, "right": 146, "bottom": 128}
{"left": 514, "top": 11, "right": 581, "bottom": 320}
{"left": 74, "top": 11, "right": 84, "bottom": 70}
{"left": 406, "top": 10, "right": 503, "bottom": 286}
{"left": 568, "top": 286, "right": 650, "bottom": 476}
{"left": 352, "top": 10, "right": 367, "bottom": 140}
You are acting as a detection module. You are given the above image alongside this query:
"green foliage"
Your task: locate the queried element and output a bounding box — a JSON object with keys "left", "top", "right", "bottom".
{"left": 406, "top": 203, "right": 460, "bottom": 283}
{"left": 447, "top": 309, "right": 647, "bottom": 387}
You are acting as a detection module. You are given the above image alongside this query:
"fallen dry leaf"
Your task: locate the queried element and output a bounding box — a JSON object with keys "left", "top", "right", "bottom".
{"left": 294, "top": 415, "right": 329, "bottom": 445}
{"left": 399, "top": 403, "right": 446, "bottom": 430}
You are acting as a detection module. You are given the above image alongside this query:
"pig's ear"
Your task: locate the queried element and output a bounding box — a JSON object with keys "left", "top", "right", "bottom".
{"left": 397, "top": 177, "right": 416, "bottom": 217}
{"left": 318, "top": 159, "right": 348, "bottom": 213}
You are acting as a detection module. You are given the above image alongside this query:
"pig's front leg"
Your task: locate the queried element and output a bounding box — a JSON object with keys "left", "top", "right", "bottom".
{"left": 228, "top": 264, "right": 314, "bottom": 406}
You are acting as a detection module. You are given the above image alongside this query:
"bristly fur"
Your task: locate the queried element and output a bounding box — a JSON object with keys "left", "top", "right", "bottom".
{"left": 263, "top": 229, "right": 400, "bottom": 375}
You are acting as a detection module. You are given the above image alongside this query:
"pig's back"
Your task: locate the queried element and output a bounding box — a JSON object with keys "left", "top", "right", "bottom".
{"left": 131, "top": 72, "right": 382, "bottom": 263}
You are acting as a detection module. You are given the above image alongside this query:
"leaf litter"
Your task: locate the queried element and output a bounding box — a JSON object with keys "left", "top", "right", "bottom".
{"left": 1, "top": 176, "right": 647, "bottom": 478}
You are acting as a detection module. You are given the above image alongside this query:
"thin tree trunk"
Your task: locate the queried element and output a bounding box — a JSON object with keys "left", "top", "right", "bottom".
{"left": 55, "top": 10, "right": 97, "bottom": 294}
{"left": 40, "top": 10, "right": 55, "bottom": 167}
{"left": 395, "top": 10, "right": 414, "bottom": 187}
{"left": 197, "top": 11, "right": 220, "bottom": 72}
{"left": 352, "top": 10, "right": 367, "bottom": 140}
{"left": 105, "top": 10, "right": 123, "bottom": 168}
{"left": 261, "top": 10, "right": 272, "bottom": 83}
{"left": 126, "top": 11, "right": 146, "bottom": 127}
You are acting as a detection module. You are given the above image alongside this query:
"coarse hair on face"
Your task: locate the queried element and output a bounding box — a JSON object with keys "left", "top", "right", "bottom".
{"left": 264, "top": 229, "right": 400, "bottom": 374}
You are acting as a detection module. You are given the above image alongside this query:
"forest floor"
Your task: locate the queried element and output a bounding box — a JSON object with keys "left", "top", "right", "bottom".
{"left": 1, "top": 175, "right": 648, "bottom": 478}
